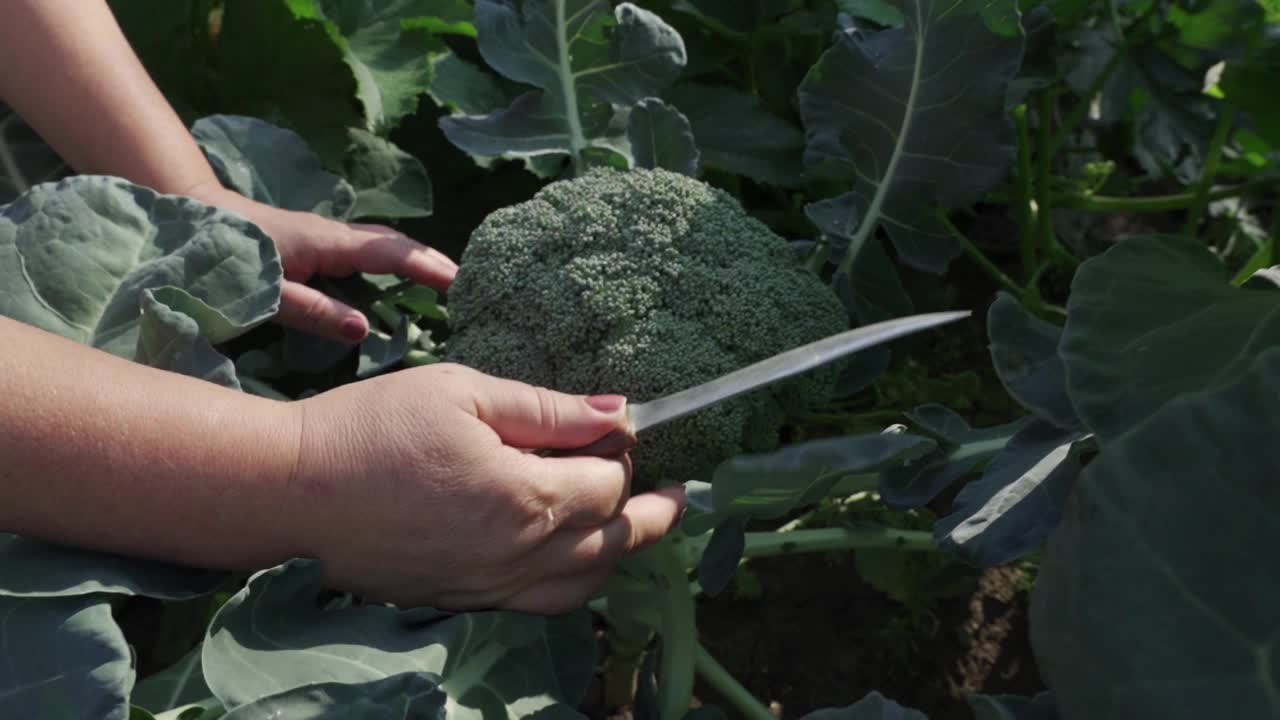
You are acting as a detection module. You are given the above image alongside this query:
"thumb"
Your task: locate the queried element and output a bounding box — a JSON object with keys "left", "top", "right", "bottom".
{"left": 470, "top": 376, "right": 629, "bottom": 450}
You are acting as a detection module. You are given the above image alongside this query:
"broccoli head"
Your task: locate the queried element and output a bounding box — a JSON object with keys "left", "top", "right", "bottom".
{"left": 444, "top": 168, "right": 847, "bottom": 483}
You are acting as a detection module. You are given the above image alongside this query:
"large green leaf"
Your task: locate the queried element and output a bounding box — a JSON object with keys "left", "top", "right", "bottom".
{"left": 987, "top": 292, "right": 1078, "bottom": 429}
{"left": 1222, "top": 27, "right": 1280, "bottom": 148}
{"left": 1031, "top": 348, "right": 1280, "bottom": 720}
{"left": 132, "top": 646, "right": 214, "bottom": 716}
{"left": 664, "top": 84, "right": 805, "bottom": 186}
{"left": 0, "top": 176, "right": 282, "bottom": 359}
{"left": 682, "top": 432, "right": 935, "bottom": 536}
{"left": 935, "top": 421, "right": 1088, "bottom": 567}
{"left": 0, "top": 534, "right": 228, "bottom": 599}
{"left": 880, "top": 405, "right": 1030, "bottom": 508}
{"left": 627, "top": 98, "right": 699, "bottom": 176}
{"left": 136, "top": 287, "right": 266, "bottom": 390}
{"left": 439, "top": 0, "right": 686, "bottom": 165}
{"left": 192, "top": 115, "right": 356, "bottom": 219}
{"left": 344, "top": 129, "right": 434, "bottom": 219}
{"left": 203, "top": 561, "right": 594, "bottom": 717}
{"left": 112, "top": 0, "right": 363, "bottom": 165}
{"left": 801, "top": 691, "right": 928, "bottom": 719}
{"left": 285, "top": 0, "right": 447, "bottom": 132}
{"left": 212, "top": 0, "right": 365, "bottom": 164}
{"left": 1060, "top": 235, "right": 1280, "bottom": 444}
{"left": 0, "top": 595, "right": 133, "bottom": 720}
{"left": 797, "top": 0, "right": 1023, "bottom": 274}
{"left": 428, "top": 52, "right": 516, "bottom": 115}
{"left": 218, "top": 674, "right": 445, "bottom": 719}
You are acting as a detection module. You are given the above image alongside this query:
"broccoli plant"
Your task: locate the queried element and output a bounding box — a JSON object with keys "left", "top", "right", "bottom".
{"left": 444, "top": 167, "right": 848, "bottom": 482}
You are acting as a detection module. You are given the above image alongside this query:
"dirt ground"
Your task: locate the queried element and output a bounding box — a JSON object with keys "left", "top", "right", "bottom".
{"left": 691, "top": 554, "right": 1043, "bottom": 719}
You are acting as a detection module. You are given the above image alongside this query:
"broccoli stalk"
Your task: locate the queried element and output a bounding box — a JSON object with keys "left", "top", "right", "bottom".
{"left": 444, "top": 168, "right": 848, "bottom": 483}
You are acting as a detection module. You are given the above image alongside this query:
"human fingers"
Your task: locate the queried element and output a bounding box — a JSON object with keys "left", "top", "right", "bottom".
{"left": 344, "top": 223, "right": 458, "bottom": 290}
{"left": 511, "top": 451, "right": 633, "bottom": 531}
{"left": 464, "top": 373, "right": 630, "bottom": 450}
{"left": 276, "top": 280, "right": 369, "bottom": 343}
{"left": 520, "top": 486, "right": 687, "bottom": 580}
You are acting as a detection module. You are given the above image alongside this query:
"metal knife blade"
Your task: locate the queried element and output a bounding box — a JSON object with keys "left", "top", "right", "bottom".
{"left": 544, "top": 310, "right": 970, "bottom": 458}
{"left": 626, "top": 310, "right": 971, "bottom": 434}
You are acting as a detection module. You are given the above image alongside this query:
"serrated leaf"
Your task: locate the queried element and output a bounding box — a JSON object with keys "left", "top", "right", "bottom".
{"left": 987, "top": 292, "right": 1078, "bottom": 429}
{"left": 218, "top": 673, "right": 445, "bottom": 720}
{"left": 798, "top": 0, "right": 1023, "bottom": 273}
{"left": 0, "top": 176, "right": 283, "bottom": 359}
{"left": 664, "top": 84, "right": 805, "bottom": 186}
{"left": 627, "top": 98, "right": 699, "bottom": 176}
{"left": 0, "top": 595, "right": 132, "bottom": 720}
{"left": 935, "top": 421, "right": 1088, "bottom": 566}
{"left": 192, "top": 115, "right": 355, "bottom": 218}
{"left": 1032, "top": 349, "right": 1280, "bottom": 720}
{"left": 440, "top": 0, "right": 685, "bottom": 164}
{"left": 880, "top": 405, "right": 1030, "bottom": 508}
{"left": 286, "top": 0, "right": 446, "bottom": 132}
{"left": 401, "top": 0, "right": 478, "bottom": 36}
{"left": 210, "top": 0, "right": 367, "bottom": 164}
{"left": 1060, "top": 235, "right": 1280, "bottom": 444}
{"left": 203, "top": 560, "right": 593, "bottom": 716}
{"left": 344, "top": 129, "right": 434, "bottom": 219}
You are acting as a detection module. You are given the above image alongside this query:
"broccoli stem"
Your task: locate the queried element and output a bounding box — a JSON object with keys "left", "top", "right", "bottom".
{"left": 694, "top": 643, "right": 776, "bottom": 720}
{"left": 740, "top": 526, "right": 937, "bottom": 557}
{"left": 652, "top": 535, "right": 698, "bottom": 720}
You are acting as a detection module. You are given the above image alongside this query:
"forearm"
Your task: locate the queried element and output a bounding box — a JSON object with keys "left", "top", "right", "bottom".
{"left": 0, "top": 316, "right": 303, "bottom": 570}
{"left": 0, "top": 0, "right": 220, "bottom": 196}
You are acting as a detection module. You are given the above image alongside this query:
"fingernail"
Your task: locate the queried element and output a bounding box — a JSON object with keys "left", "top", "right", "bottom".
{"left": 341, "top": 316, "right": 368, "bottom": 342}
{"left": 586, "top": 394, "right": 626, "bottom": 414}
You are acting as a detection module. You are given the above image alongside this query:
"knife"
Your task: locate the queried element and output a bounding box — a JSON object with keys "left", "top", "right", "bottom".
{"left": 550, "top": 309, "right": 971, "bottom": 458}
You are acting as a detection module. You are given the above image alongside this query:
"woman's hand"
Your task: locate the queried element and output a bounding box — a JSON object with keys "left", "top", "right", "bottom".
{"left": 191, "top": 184, "right": 458, "bottom": 344}
{"left": 287, "top": 363, "right": 687, "bottom": 614}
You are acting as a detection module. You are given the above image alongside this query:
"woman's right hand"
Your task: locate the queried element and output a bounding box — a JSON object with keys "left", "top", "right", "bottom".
{"left": 285, "top": 363, "right": 686, "bottom": 614}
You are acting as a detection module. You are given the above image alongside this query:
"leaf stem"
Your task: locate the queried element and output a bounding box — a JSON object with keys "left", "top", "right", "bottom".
{"left": 694, "top": 644, "right": 776, "bottom": 720}
{"left": 1033, "top": 93, "right": 1055, "bottom": 286}
{"left": 937, "top": 209, "right": 1023, "bottom": 297}
{"left": 652, "top": 536, "right": 697, "bottom": 720}
{"left": 1047, "top": 49, "right": 1124, "bottom": 157}
{"left": 1013, "top": 105, "right": 1036, "bottom": 280}
{"left": 740, "top": 526, "right": 937, "bottom": 558}
{"left": 1181, "top": 103, "right": 1238, "bottom": 236}
{"left": 1054, "top": 178, "right": 1277, "bottom": 213}
{"left": 553, "top": 0, "right": 587, "bottom": 175}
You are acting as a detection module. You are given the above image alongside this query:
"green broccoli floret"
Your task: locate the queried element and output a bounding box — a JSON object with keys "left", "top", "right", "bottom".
{"left": 444, "top": 168, "right": 848, "bottom": 483}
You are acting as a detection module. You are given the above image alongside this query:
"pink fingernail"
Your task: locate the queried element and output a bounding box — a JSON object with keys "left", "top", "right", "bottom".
{"left": 341, "top": 316, "right": 368, "bottom": 342}
{"left": 586, "top": 394, "right": 626, "bottom": 413}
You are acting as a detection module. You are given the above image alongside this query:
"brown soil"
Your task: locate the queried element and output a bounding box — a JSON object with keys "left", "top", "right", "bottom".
{"left": 690, "top": 554, "right": 1043, "bottom": 719}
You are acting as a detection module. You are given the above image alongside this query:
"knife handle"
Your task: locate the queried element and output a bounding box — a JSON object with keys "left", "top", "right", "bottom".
{"left": 541, "top": 427, "right": 638, "bottom": 458}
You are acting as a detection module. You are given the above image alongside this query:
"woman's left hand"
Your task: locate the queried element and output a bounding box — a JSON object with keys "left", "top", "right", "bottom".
{"left": 194, "top": 184, "right": 458, "bottom": 344}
